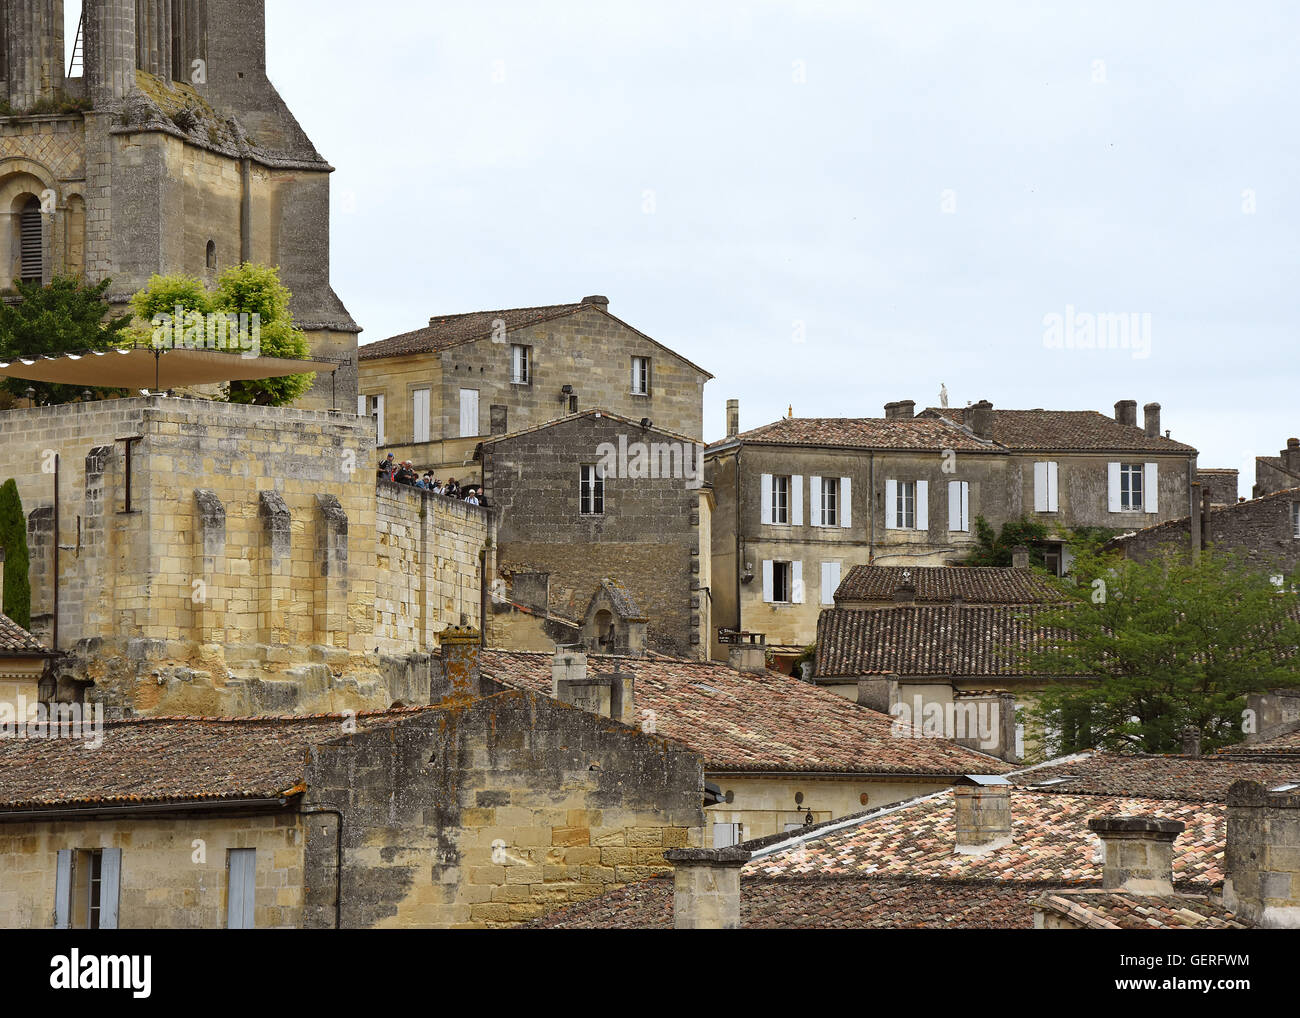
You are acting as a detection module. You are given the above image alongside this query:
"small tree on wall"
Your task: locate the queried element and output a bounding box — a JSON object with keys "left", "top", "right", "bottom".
{"left": 0, "top": 479, "right": 31, "bottom": 630}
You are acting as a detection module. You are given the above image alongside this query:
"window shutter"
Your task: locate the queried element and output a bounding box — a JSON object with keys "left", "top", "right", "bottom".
{"left": 791, "top": 560, "right": 804, "bottom": 603}
{"left": 100, "top": 848, "right": 122, "bottom": 929}
{"left": 1107, "top": 462, "right": 1122, "bottom": 513}
{"left": 840, "top": 477, "right": 852, "bottom": 528}
{"left": 961, "top": 481, "right": 970, "bottom": 531}
{"left": 1034, "top": 462, "right": 1048, "bottom": 512}
{"left": 762, "top": 561, "right": 774, "bottom": 603}
{"left": 228, "top": 849, "right": 257, "bottom": 929}
{"left": 412, "top": 389, "right": 430, "bottom": 444}
{"left": 1047, "top": 461, "right": 1059, "bottom": 512}
{"left": 760, "top": 474, "right": 773, "bottom": 525}
{"left": 375, "top": 394, "right": 385, "bottom": 446}
{"left": 1144, "top": 462, "right": 1158, "bottom": 513}
{"left": 948, "top": 480, "right": 963, "bottom": 531}
{"left": 821, "top": 561, "right": 841, "bottom": 605}
{"left": 885, "top": 479, "right": 897, "bottom": 529}
{"left": 809, "top": 476, "right": 822, "bottom": 527}
{"left": 55, "top": 850, "right": 72, "bottom": 929}
{"left": 356, "top": 394, "right": 366, "bottom": 417}
{"left": 916, "top": 480, "right": 929, "bottom": 532}
{"left": 791, "top": 475, "right": 804, "bottom": 526}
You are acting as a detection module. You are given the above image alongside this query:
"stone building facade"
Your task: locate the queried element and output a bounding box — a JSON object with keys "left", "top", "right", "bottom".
{"left": 479, "top": 409, "right": 709, "bottom": 659}
{"left": 0, "top": 0, "right": 359, "bottom": 408}
{"left": 707, "top": 397, "right": 1198, "bottom": 664}
{"left": 1255, "top": 438, "right": 1300, "bottom": 499}
{"left": 356, "top": 298, "right": 711, "bottom": 481}
{"left": 0, "top": 396, "right": 493, "bottom": 715}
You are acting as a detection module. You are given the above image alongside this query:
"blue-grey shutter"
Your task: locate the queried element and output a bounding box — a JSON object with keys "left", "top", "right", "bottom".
{"left": 55, "top": 850, "right": 72, "bottom": 928}
{"left": 228, "top": 849, "right": 257, "bottom": 929}
{"left": 100, "top": 848, "right": 122, "bottom": 929}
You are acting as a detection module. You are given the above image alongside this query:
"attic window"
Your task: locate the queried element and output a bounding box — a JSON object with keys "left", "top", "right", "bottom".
{"left": 1031, "top": 776, "right": 1076, "bottom": 787}
{"left": 691, "top": 683, "right": 721, "bottom": 695}
{"left": 206, "top": 240, "right": 217, "bottom": 270}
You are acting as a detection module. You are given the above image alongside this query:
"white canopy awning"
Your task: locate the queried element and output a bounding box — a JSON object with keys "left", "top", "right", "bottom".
{"left": 0, "top": 347, "right": 338, "bottom": 390}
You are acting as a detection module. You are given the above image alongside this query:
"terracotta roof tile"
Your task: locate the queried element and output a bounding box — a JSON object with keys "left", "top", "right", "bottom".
{"left": 720, "top": 416, "right": 999, "bottom": 453}
{"left": 919, "top": 407, "right": 1196, "bottom": 453}
{"left": 359, "top": 303, "right": 585, "bottom": 360}
{"left": 815, "top": 604, "right": 1078, "bottom": 678}
{"left": 0, "top": 613, "right": 51, "bottom": 656}
{"left": 834, "top": 565, "right": 1067, "bottom": 605}
{"left": 479, "top": 650, "right": 1010, "bottom": 777}
{"left": 1033, "top": 890, "right": 1245, "bottom": 929}
{"left": 1013, "top": 751, "right": 1300, "bottom": 801}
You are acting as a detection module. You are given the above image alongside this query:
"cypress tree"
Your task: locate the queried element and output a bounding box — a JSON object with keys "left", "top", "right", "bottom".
{"left": 0, "top": 479, "right": 31, "bottom": 630}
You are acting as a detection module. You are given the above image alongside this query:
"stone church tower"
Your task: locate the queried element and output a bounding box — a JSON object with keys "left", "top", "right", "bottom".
{"left": 0, "top": 0, "right": 359, "bottom": 407}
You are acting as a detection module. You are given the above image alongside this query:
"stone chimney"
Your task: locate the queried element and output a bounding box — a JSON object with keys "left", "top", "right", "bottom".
{"left": 582, "top": 295, "right": 610, "bottom": 308}
{"left": 551, "top": 646, "right": 588, "bottom": 695}
{"left": 1224, "top": 780, "right": 1300, "bottom": 928}
{"left": 892, "top": 582, "right": 917, "bottom": 605}
{"left": 438, "top": 627, "right": 482, "bottom": 700}
{"left": 728, "top": 642, "right": 767, "bottom": 674}
{"left": 1114, "top": 400, "right": 1138, "bottom": 427}
{"left": 953, "top": 776, "right": 1013, "bottom": 854}
{"left": 884, "top": 400, "right": 916, "bottom": 420}
{"left": 968, "top": 400, "right": 994, "bottom": 440}
{"left": 664, "top": 847, "right": 750, "bottom": 929}
{"left": 1011, "top": 545, "right": 1030, "bottom": 569}
{"left": 1088, "top": 817, "right": 1183, "bottom": 895}
{"left": 551, "top": 649, "right": 636, "bottom": 724}
{"left": 1182, "top": 728, "right": 1202, "bottom": 758}
{"left": 726, "top": 399, "right": 740, "bottom": 438}
{"left": 1285, "top": 438, "right": 1300, "bottom": 475}
{"left": 1143, "top": 402, "right": 1161, "bottom": 439}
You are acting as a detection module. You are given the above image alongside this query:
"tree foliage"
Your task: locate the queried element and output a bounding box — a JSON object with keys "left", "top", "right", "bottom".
{"left": 963, "top": 514, "right": 1050, "bottom": 566}
{"left": 0, "top": 275, "right": 133, "bottom": 405}
{"left": 1024, "top": 545, "right": 1300, "bottom": 755}
{"left": 0, "top": 479, "right": 31, "bottom": 630}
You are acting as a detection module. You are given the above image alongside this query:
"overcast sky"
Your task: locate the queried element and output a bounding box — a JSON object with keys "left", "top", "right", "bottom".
{"left": 255, "top": 1, "right": 1294, "bottom": 493}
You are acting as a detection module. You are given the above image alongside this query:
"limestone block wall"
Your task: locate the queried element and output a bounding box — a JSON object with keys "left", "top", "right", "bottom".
{"left": 373, "top": 481, "right": 492, "bottom": 655}
{"left": 302, "top": 690, "right": 705, "bottom": 928}
{"left": 0, "top": 812, "right": 305, "bottom": 929}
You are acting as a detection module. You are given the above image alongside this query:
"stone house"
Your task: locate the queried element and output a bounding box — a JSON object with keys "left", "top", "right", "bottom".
{"left": 0, "top": 612, "right": 58, "bottom": 705}
{"left": 0, "top": 0, "right": 359, "bottom": 408}
{"left": 478, "top": 408, "right": 709, "bottom": 659}
{"left": 706, "top": 397, "right": 1198, "bottom": 665}
{"left": 1255, "top": 438, "right": 1300, "bottom": 498}
{"left": 1107, "top": 484, "right": 1300, "bottom": 578}
{"left": 472, "top": 644, "right": 1011, "bottom": 845}
{"left": 356, "top": 297, "right": 712, "bottom": 481}
{"left": 0, "top": 396, "right": 493, "bottom": 715}
{"left": 531, "top": 750, "right": 1300, "bottom": 929}
{"left": 814, "top": 603, "right": 1084, "bottom": 761}
{"left": 0, "top": 667, "right": 706, "bottom": 928}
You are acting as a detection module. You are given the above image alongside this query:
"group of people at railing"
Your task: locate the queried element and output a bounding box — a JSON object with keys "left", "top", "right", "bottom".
{"left": 378, "top": 453, "right": 482, "bottom": 505}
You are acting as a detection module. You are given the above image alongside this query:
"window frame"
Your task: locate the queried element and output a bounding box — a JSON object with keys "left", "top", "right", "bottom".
{"left": 1292, "top": 502, "right": 1300, "bottom": 539}
{"left": 510, "top": 343, "right": 532, "bottom": 385}
{"left": 896, "top": 480, "right": 916, "bottom": 529}
{"left": 1119, "top": 462, "right": 1143, "bottom": 511}
{"left": 580, "top": 464, "right": 605, "bottom": 516}
{"left": 772, "top": 560, "right": 792, "bottom": 603}
{"left": 820, "top": 477, "right": 839, "bottom": 527}
{"left": 631, "top": 356, "right": 651, "bottom": 396}
{"left": 771, "top": 474, "right": 791, "bottom": 525}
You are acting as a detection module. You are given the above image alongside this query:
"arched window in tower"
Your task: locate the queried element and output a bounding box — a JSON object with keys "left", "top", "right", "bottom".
{"left": 206, "top": 240, "right": 217, "bottom": 271}
{"left": 18, "top": 197, "right": 44, "bottom": 283}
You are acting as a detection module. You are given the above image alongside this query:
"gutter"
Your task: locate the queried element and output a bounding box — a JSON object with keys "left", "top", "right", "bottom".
{"left": 0, "top": 795, "right": 294, "bottom": 823}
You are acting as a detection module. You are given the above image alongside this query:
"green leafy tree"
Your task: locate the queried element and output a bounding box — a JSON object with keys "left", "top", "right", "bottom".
{"left": 214, "top": 263, "right": 314, "bottom": 406}
{"left": 1024, "top": 545, "right": 1300, "bottom": 755}
{"left": 0, "top": 479, "right": 31, "bottom": 630}
{"left": 0, "top": 275, "right": 133, "bottom": 405}
{"left": 130, "top": 264, "right": 314, "bottom": 406}
{"left": 963, "top": 514, "right": 1050, "bottom": 566}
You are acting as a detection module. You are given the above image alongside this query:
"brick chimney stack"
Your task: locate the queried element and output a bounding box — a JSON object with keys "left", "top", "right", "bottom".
{"left": 1089, "top": 817, "right": 1184, "bottom": 895}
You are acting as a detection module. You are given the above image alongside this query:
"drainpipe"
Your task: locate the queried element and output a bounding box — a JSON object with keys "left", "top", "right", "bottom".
{"left": 239, "top": 157, "right": 253, "bottom": 263}
{"left": 52, "top": 453, "right": 59, "bottom": 651}
{"left": 867, "top": 451, "right": 875, "bottom": 563}
{"left": 734, "top": 446, "right": 743, "bottom": 632}
{"left": 479, "top": 547, "right": 488, "bottom": 649}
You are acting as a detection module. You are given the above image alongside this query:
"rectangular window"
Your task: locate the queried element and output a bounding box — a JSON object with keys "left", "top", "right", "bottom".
{"left": 820, "top": 561, "right": 842, "bottom": 605}
{"left": 58, "top": 848, "right": 120, "bottom": 930}
{"left": 1120, "top": 463, "right": 1143, "bottom": 511}
{"left": 227, "top": 849, "right": 257, "bottom": 929}
{"left": 580, "top": 464, "right": 605, "bottom": 515}
{"left": 510, "top": 344, "right": 531, "bottom": 384}
{"left": 360, "top": 394, "right": 385, "bottom": 446}
{"left": 771, "top": 475, "right": 790, "bottom": 524}
{"left": 712, "top": 823, "right": 743, "bottom": 848}
{"left": 1293, "top": 503, "right": 1300, "bottom": 539}
{"left": 412, "top": 388, "right": 430, "bottom": 444}
{"left": 896, "top": 480, "right": 916, "bottom": 529}
{"left": 1034, "top": 461, "right": 1059, "bottom": 513}
{"left": 458, "top": 388, "right": 479, "bottom": 438}
{"left": 948, "top": 480, "right": 970, "bottom": 532}
{"left": 772, "top": 561, "right": 791, "bottom": 603}
{"left": 820, "top": 477, "right": 839, "bottom": 527}
{"left": 631, "top": 356, "right": 651, "bottom": 395}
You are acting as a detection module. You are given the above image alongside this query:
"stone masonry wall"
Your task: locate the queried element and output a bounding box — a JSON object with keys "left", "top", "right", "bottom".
{"left": 1117, "top": 491, "right": 1300, "bottom": 575}
{"left": 301, "top": 690, "right": 705, "bottom": 928}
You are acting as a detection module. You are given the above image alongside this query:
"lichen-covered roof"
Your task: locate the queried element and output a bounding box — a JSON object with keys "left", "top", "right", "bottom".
{"left": 834, "top": 565, "right": 1067, "bottom": 605}
{"left": 0, "top": 613, "right": 53, "bottom": 657}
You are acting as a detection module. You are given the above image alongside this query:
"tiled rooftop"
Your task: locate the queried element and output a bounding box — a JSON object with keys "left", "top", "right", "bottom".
{"left": 0, "top": 613, "right": 51, "bottom": 656}
{"left": 919, "top": 407, "right": 1197, "bottom": 453}
{"left": 1033, "top": 890, "right": 1245, "bottom": 929}
{"left": 1013, "top": 751, "right": 1300, "bottom": 802}
{"left": 359, "top": 302, "right": 586, "bottom": 360}
{"left": 815, "top": 603, "right": 1079, "bottom": 678}
{"left": 718, "top": 416, "right": 999, "bottom": 453}
{"left": 834, "top": 565, "right": 1067, "bottom": 605}
{"left": 479, "top": 650, "right": 1010, "bottom": 777}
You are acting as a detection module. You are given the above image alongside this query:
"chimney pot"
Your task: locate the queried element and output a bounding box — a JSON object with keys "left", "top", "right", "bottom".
{"left": 1144, "top": 402, "right": 1161, "bottom": 439}
{"left": 726, "top": 399, "right": 740, "bottom": 438}
{"left": 582, "top": 295, "right": 610, "bottom": 307}
{"left": 728, "top": 643, "right": 768, "bottom": 674}
{"left": 1182, "top": 728, "right": 1202, "bottom": 758}
{"left": 884, "top": 400, "right": 916, "bottom": 420}
{"left": 1088, "top": 816, "right": 1184, "bottom": 895}
{"left": 1285, "top": 439, "right": 1300, "bottom": 474}
{"left": 665, "top": 847, "right": 750, "bottom": 929}
{"left": 1011, "top": 545, "right": 1030, "bottom": 570}
{"left": 1114, "top": 400, "right": 1138, "bottom": 427}
{"left": 969, "top": 400, "right": 994, "bottom": 439}
{"left": 438, "top": 627, "right": 483, "bottom": 700}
